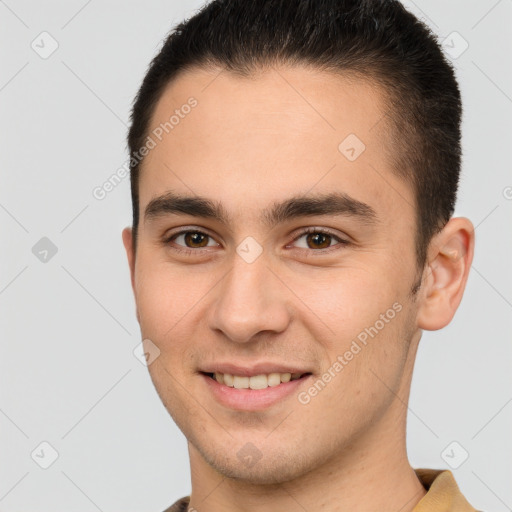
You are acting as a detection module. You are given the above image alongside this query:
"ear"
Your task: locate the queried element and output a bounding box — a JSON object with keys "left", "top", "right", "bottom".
{"left": 122, "top": 227, "right": 140, "bottom": 324}
{"left": 416, "top": 217, "right": 475, "bottom": 331}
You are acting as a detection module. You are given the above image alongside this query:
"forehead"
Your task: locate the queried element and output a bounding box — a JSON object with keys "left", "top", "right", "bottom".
{"left": 138, "top": 65, "right": 414, "bottom": 229}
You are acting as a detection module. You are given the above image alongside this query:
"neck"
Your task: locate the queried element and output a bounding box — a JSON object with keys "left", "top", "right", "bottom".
{"left": 187, "top": 412, "right": 426, "bottom": 512}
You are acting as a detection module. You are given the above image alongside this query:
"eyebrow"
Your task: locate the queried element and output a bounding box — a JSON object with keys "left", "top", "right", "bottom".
{"left": 144, "top": 190, "right": 378, "bottom": 229}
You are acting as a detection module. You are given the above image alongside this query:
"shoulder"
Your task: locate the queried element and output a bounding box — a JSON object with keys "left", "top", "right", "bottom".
{"left": 161, "top": 495, "right": 190, "bottom": 512}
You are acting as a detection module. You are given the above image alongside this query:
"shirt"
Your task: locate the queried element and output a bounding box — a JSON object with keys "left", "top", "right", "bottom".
{"left": 162, "top": 468, "right": 482, "bottom": 512}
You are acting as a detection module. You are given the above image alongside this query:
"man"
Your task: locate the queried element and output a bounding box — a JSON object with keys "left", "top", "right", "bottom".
{"left": 122, "top": 0, "right": 480, "bottom": 510}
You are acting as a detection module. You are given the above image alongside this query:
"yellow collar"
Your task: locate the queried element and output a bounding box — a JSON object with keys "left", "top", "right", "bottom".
{"left": 413, "top": 468, "right": 479, "bottom": 512}
{"left": 164, "top": 468, "right": 480, "bottom": 512}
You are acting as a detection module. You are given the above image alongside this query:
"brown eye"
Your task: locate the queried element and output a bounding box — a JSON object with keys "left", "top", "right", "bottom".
{"left": 182, "top": 231, "right": 210, "bottom": 248}
{"left": 165, "top": 230, "right": 219, "bottom": 254}
{"left": 292, "top": 228, "right": 348, "bottom": 252}
{"left": 304, "top": 232, "right": 332, "bottom": 249}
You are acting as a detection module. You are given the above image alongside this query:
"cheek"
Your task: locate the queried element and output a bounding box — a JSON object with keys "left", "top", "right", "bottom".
{"left": 293, "top": 265, "right": 399, "bottom": 347}
{"left": 133, "top": 260, "right": 195, "bottom": 353}
{"left": 302, "top": 307, "right": 412, "bottom": 430}
{"left": 300, "top": 267, "right": 411, "bottom": 397}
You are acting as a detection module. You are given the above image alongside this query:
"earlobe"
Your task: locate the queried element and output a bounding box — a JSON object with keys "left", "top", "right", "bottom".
{"left": 417, "top": 217, "right": 475, "bottom": 331}
{"left": 122, "top": 226, "right": 136, "bottom": 295}
{"left": 122, "top": 227, "right": 141, "bottom": 324}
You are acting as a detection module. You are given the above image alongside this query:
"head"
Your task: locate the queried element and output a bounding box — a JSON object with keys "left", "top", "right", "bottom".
{"left": 123, "top": 0, "right": 474, "bottom": 484}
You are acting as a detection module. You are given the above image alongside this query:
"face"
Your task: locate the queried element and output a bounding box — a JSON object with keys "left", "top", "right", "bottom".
{"left": 124, "top": 65, "right": 424, "bottom": 484}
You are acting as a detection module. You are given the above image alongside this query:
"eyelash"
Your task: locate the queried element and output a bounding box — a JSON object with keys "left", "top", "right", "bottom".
{"left": 162, "top": 227, "right": 349, "bottom": 257}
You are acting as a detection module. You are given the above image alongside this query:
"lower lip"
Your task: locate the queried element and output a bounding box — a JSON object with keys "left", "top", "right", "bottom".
{"left": 201, "top": 373, "right": 312, "bottom": 411}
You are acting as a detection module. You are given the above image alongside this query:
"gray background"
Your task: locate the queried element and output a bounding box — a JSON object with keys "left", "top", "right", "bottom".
{"left": 1, "top": 0, "right": 511, "bottom": 510}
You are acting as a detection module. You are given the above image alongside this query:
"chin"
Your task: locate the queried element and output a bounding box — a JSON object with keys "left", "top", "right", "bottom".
{"left": 197, "top": 441, "right": 313, "bottom": 485}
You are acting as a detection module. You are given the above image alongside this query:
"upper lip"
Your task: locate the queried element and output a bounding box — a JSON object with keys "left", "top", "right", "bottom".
{"left": 200, "top": 362, "right": 312, "bottom": 377}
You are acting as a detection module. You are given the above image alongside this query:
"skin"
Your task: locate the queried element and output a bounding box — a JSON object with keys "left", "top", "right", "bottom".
{"left": 122, "top": 64, "right": 474, "bottom": 512}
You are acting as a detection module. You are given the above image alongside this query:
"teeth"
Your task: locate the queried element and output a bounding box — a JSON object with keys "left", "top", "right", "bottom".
{"left": 249, "top": 374, "right": 267, "bottom": 389}
{"left": 213, "top": 371, "right": 305, "bottom": 389}
{"left": 267, "top": 373, "right": 281, "bottom": 387}
{"left": 233, "top": 376, "right": 249, "bottom": 389}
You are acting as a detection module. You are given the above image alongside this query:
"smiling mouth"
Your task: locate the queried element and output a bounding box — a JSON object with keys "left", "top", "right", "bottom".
{"left": 201, "top": 371, "right": 312, "bottom": 390}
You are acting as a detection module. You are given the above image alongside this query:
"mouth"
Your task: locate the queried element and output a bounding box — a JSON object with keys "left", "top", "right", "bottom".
{"left": 200, "top": 370, "right": 314, "bottom": 411}
{"left": 200, "top": 371, "right": 312, "bottom": 390}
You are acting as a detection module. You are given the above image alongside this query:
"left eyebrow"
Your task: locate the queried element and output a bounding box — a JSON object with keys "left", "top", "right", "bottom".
{"left": 144, "top": 190, "right": 379, "bottom": 228}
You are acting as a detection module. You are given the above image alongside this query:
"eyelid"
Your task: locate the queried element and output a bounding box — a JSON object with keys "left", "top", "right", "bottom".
{"left": 286, "top": 226, "right": 350, "bottom": 254}
{"left": 164, "top": 225, "right": 350, "bottom": 254}
{"left": 289, "top": 226, "right": 348, "bottom": 244}
{"left": 163, "top": 226, "right": 221, "bottom": 249}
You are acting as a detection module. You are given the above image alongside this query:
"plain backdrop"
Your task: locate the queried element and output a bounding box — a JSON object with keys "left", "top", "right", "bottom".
{"left": 1, "top": 0, "right": 511, "bottom": 511}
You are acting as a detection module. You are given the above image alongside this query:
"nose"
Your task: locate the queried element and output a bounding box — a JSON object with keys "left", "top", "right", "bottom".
{"left": 207, "top": 251, "right": 291, "bottom": 344}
